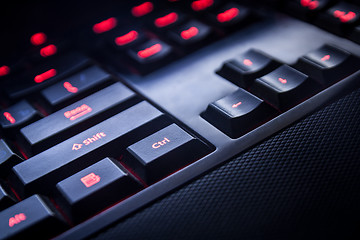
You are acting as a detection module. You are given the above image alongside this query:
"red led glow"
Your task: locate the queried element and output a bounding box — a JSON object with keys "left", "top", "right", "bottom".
{"left": 115, "top": 30, "right": 139, "bottom": 46}
{"left": 333, "top": 10, "right": 356, "bottom": 22}
{"left": 64, "top": 104, "right": 92, "bottom": 121}
{"left": 40, "top": 44, "right": 57, "bottom": 57}
{"left": 191, "top": 0, "right": 214, "bottom": 11}
{"left": 138, "top": 43, "right": 162, "bottom": 58}
{"left": 181, "top": 26, "right": 199, "bottom": 40}
{"left": 92, "top": 17, "right": 117, "bottom": 34}
{"left": 278, "top": 77, "right": 287, "bottom": 84}
{"left": 30, "top": 32, "right": 47, "bottom": 46}
{"left": 232, "top": 101, "right": 242, "bottom": 108}
{"left": 3, "top": 112, "right": 16, "bottom": 124}
{"left": 81, "top": 173, "right": 101, "bottom": 188}
{"left": 321, "top": 55, "right": 330, "bottom": 61}
{"left": 9, "top": 213, "right": 26, "bottom": 227}
{"left": 0, "top": 65, "right": 10, "bottom": 77}
{"left": 34, "top": 69, "right": 57, "bottom": 83}
{"left": 300, "top": 0, "right": 319, "bottom": 10}
{"left": 243, "top": 59, "right": 253, "bottom": 66}
{"left": 154, "top": 12, "right": 178, "bottom": 28}
{"left": 132, "top": 2, "right": 154, "bottom": 17}
{"left": 63, "top": 82, "right": 78, "bottom": 93}
{"left": 217, "top": 8, "right": 239, "bottom": 23}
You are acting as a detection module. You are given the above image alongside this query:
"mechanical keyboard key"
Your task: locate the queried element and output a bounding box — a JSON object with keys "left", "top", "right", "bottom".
{"left": 152, "top": 10, "right": 186, "bottom": 30}
{"left": 168, "top": 20, "right": 212, "bottom": 47}
{"left": 124, "top": 124, "right": 210, "bottom": 184}
{"left": 0, "top": 139, "right": 22, "bottom": 177}
{"left": 0, "top": 195, "right": 67, "bottom": 240}
{"left": 252, "top": 65, "right": 315, "bottom": 111}
{"left": 128, "top": 39, "right": 173, "bottom": 64}
{"left": 295, "top": 44, "right": 360, "bottom": 86}
{"left": 285, "top": 0, "right": 331, "bottom": 20}
{"left": 40, "top": 65, "right": 112, "bottom": 111}
{"left": 202, "top": 88, "right": 275, "bottom": 138}
{"left": 55, "top": 157, "right": 141, "bottom": 223}
{"left": 208, "top": 3, "right": 250, "bottom": 28}
{"left": 0, "top": 100, "right": 41, "bottom": 138}
{"left": 20, "top": 83, "right": 137, "bottom": 155}
{"left": 217, "top": 49, "right": 279, "bottom": 88}
{"left": 108, "top": 27, "right": 147, "bottom": 50}
{"left": 11, "top": 101, "right": 168, "bottom": 197}
{"left": 190, "top": 0, "right": 221, "bottom": 12}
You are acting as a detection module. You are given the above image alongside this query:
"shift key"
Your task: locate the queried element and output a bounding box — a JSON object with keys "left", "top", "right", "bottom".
{"left": 19, "top": 82, "right": 137, "bottom": 155}
{"left": 10, "top": 101, "right": 169, "bottom": 198}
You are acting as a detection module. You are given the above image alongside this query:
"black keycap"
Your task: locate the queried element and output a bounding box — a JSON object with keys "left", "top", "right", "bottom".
{"left": 168, "top": 20, "right": 212, "bottom": 47}
{"left": 285, "top": 0, "right": 331, "bottom": 20}
{"left": 55, "top": 158, "right": 141, "bottom": 223}
{"left": 0, "top": 195, "right": 67, "bottom": 240}
{"left": 0, "top": 100, "right": 41, "bottom": 138}
{"left": 0, "top": 139, "right": 22, "bottom": 176}
{"left": 5, "top": 52, "right": 91, "bottom": 99}
{"left": 295, "top": 44, "right": 360, "bottom": 86}
{"left": 189, "top": 0, "right": 221, "bottom": 13}
{"left": 40, "top": 65, "right": 112, "bottom": 111}
{"left": 316, "top": 2, "right": 360, "bottom": 34}
{"left": 202, "top": 88, "right": 275, "bottom": 138}
{"left": 124, "top": 124, "right": 209, "bottom": 184}
{"left": 252, "top": 65, "right": 315, "bottom": 111}
{"left": 217, "top": 49, "right": 279, "bottom": 88}
{"left": 11, "top": 101, "right": 168, "bottom": 197}
{"left": 0, "top": 182, "right": 16, "bottom": 211}
{"left": 208, "top": 3, "right": 250, "bottom": 28}
{"left": 20, "top": 83, "right": 137, "bottom": 155}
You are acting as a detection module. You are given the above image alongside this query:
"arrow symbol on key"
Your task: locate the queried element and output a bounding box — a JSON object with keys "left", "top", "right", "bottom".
{"left": 232, "top": 101, "right": 242, "bottom": 108}
{"left": 72, "top": 143, "right": 83, "bottom": 151}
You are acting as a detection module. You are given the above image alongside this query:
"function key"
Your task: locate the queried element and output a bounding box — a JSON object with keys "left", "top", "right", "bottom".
{"left": 202, "top": 88, "right": 275, "bottom": 138}
{"left": 252, "top": 65, "right": 315, "bottom": 111}
{"left": 217, "top": 49, "right": 279, "bottom": 88}
{"left": 168, "top": 20, "right": 212, "bottom": 47}
{"left": 208, "top": 3, "right": 250, "bottom": 28}
{"left": 123, "top": 124, "right": 210, "bottom": 184}
{"left": 295, "top": 44, "right": 360, "bottom": 86}
{"left": 55, "top": 158, "right": 141, "bottom": 223}
{"left": 0, "top": 195, "right": 67, "bottom": 240}
{"left": 0, "top": 139, "right": 22, "bottom": 177}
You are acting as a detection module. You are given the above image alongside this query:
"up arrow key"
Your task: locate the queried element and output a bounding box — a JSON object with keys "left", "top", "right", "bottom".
{"left": 72, "top": 144, "right": 83, "bottom": 151}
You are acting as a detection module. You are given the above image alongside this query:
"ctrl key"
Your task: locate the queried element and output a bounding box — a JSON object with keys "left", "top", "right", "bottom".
{"left": 0, "top": 195, "right": 67, "bottom": 240}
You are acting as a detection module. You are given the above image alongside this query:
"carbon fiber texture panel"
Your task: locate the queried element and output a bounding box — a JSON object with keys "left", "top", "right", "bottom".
{"left": 91, "top": 88, "right": 360, "bottom": 240}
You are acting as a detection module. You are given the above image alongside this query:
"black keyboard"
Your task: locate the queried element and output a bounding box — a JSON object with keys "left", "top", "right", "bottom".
{"left": 1, "top": 0, "right": 360, "bottom": 239}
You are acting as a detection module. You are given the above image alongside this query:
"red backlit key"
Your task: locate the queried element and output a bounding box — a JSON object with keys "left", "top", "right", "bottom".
{"left": 0, "top": 139, "right": 22, "bottom": 177}
{"left": 202, "top": 88, "right": 275, "bottom": 138}
{"left": 210, "top": 3, "right": 250, "bottom": 27}
{"left": 191, "top": 0, "right": 219, "bottom": 12}
{"left": 252, "top": 65, "right": 315, "bottom": 111}
{"left": 92, "top": 17, "right": 118, "bottom": 34}
{"left": 41, "top": 65, "right": 112, "bottom": 111}
{"left": 128, "top": 39, "right": 172, "bottom": 65}
{"left": 286, "top": 0, "right": 331, "bottom": 20}
{"left": 153, "top": 11, "right": 185, "bottom": 29}
{"left": 295, "top": 44, "right": 360, "bottom": 86}
{"left": 107, "top": 27, "right": 146, "bottom": 50}
{"left": 0, "top": 65, "right": 10, "bottom": 77}
{"left": 217, "top": 49, "right": 279, "bottom": 88}
{"left": 55, "top": 158, "right": 141, "bottom": 223}
{"left": 0, "top": 100, "right": 41, "bottom": 138}
{"left": 30, "top": 32, "right": 47, "bottom": 46}
{"left": 21, "top": 83, "right": 137, "bottom": 155}
{"left": 0, "top": 195, "right": 67, "bottom": 240}
{"left": 168, "top": 20, "right": 212, "bottom": 46}
{"left": 39, "top": 44, "right": 57, "bottom": 58}
{"left": 124, "top": 124, "right": 209, "bottom": 184}
{"left": 131, "top": 2, "right": 154, "bottom": 17}
{"left": 11, "top": 101, "right": 169, "bottom": 197}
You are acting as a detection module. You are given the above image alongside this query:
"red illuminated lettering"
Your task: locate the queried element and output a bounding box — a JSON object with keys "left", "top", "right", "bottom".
{"left": 9, "top": 213, "right": 26, "bottom": 227}
{"left": 64, "top": 104, "right": 92, "bottom": 121}
{"left": 34, "top": 69, "right": 57, "bottom": 83}
{"left": 321, "top": 54, "right": 330, "bottom": 61}
{"left": 154, "top": 12, "right": 178, "bottom": 28}
{"left": 115, "top": 30, "right": 138, "bottom": 46}
{"left": 181, "top": 27, "right": 199, "bottom": 40}
{"left": 217, "top": 8, "right": 239, "bottom": 23}
{"left": 92, "top": 17, "right": 117, "bottom": 34}
{"left": 72, "top": 143, "right": 83, "bottom": 151}
{"left": 191, "top": 0, "right": 214, "bottom": 11}
{"left": 300, "top": 0, "right": 319, "bottom": 10}
{"left": 81, "top": 173, "right": 101, "bottom": 187}
{"left": 152, "top": 137, "right": 170, "bottom": 149}
{"left": 333, "top": 10, "right": 356, "bottom": 22}
{"left": 0, "top": 65, "right": 10, "bottom": 76}
{"left": 278, "top": 77, "right": 287, "bottom": 84}
{"left": 243, "top": 59, "right": 253, "bottom": 66}
{"left": 232, "top": 102, "right": 242, "bottom": 108}
{"left": 3, "top": 112, "right": 16, "bottom": 124}
{"left": 30, "top": 32, "right": 47, "bottom": 46}
{"left": 132, "top": 2, "right": 154, "bottom": 17}
{"left": 63, "top": 82, "right": 78, "bottom": 93}
{"left": 138, "top": 43, "right": 162, "bottom": 58}
{"left": 40, "top": 44, "right": 57, "bottom": 57}
{"left": 82, "top": 132, "right": 106, "bottom": 145}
